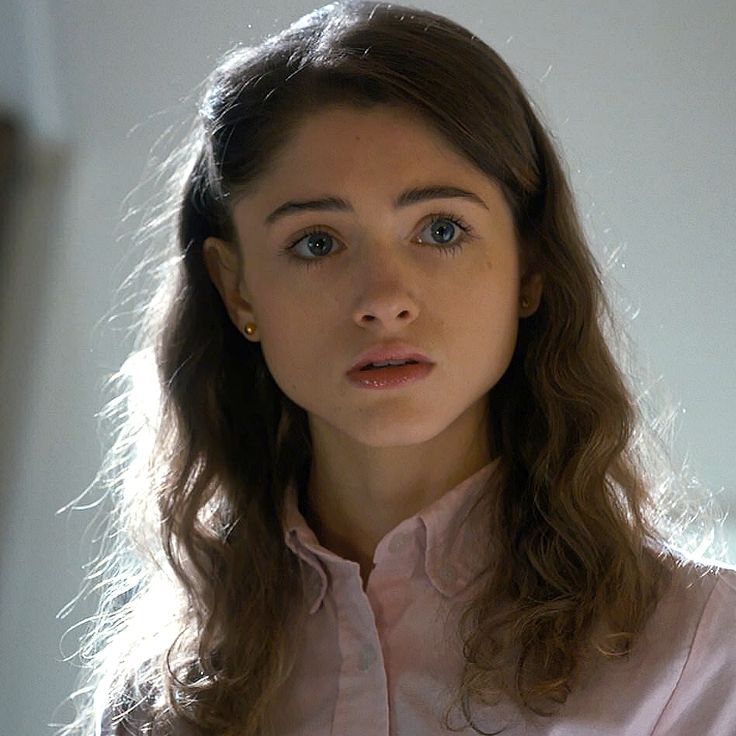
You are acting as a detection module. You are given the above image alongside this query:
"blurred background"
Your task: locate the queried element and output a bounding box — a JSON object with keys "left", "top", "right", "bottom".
{"left": 0, "top": 1, "right": 734, "bottom": 734}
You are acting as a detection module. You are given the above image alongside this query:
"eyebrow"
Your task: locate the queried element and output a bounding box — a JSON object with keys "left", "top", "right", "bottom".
{"left": 263, "top": 185, "right": 489, "bottom": 226}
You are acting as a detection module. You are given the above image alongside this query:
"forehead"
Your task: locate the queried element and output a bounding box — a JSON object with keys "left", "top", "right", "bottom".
{"left": 239, "top": 103, "right": 496, "bottom": 203}
{"left": 279, "top": 103, "right": 454, "bottom": 152}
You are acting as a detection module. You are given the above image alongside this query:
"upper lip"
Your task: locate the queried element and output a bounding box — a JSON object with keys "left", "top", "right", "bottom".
{"left": 348, "top": 342, "right": 434, "bottom": 372}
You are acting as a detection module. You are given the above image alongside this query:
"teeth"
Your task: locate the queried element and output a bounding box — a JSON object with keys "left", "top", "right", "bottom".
{"left": 365, "top": 359, "right": 417, "bottom": 369}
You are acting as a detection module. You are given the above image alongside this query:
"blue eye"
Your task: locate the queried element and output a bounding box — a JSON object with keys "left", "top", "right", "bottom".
{"left": 417, "top": 217, "right": 461, "bottom": 246}
{"left": 290, "top": 230, "right": 337, "bottom": 259}
{"left": 283, "top": 213, "right": 474, "bottom": 270}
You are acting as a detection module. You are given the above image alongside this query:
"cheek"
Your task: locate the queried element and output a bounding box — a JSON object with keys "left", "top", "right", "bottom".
{"left": 258, "top": 332, "right": 305, "bottom": 400}
{"left": 470, "top": 253, "right": 519, "bottom": 310}
{"left": 460, "top": 269, "right": 521, "bottom": 355}
{"left": 254, "top": 288, "right": 319, "bottom": 377}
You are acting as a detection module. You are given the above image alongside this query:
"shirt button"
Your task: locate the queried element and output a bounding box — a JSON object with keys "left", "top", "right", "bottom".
{"left": 388, "top": 531, "right": 411, "bottom": 553}
{"left": 358, "top": 644, "right": 377, "bottom": 672}
{"left": 438, "top": 563, "right": 457, "bottom": 584}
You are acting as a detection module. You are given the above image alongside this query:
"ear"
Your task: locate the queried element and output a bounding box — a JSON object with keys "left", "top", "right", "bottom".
{"left": 520, "top": 269, "right": 543, "bottom": 318}
{"left": 203, "top": 237, "right": 256, "bottom": 334}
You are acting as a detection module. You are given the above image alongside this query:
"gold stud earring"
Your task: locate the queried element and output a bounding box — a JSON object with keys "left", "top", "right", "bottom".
{"left": 521, "top": 297, "right": 529, "bottom": 309}
{"left": 244, "top": 322, "right": 257, "bottom": 336}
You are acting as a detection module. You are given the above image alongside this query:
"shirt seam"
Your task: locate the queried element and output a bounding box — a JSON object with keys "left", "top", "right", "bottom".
{"left": 648, "top": 572, "right": 722, "bottom": 736}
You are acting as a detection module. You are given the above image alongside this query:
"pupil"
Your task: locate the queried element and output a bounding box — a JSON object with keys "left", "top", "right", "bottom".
{"left": 308, "top": 234, "right": 331, "bottom": 254}
{"left": 433, "top": 221, "right": 454, "bottom": 243}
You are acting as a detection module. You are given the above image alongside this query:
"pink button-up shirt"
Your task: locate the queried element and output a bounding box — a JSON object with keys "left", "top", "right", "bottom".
{"left": 273, "top": 457, "right": 736, "bottom": 735}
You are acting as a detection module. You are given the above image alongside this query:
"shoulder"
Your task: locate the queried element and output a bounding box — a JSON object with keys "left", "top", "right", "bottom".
{"left": 660, "top": 554, "right": 736, "bottom": 628}
{"left": 650, "top": 556, "right": 736, "bottom": 735}
{"left": 653, "top": 553, "right": 736, "bottom": 666}
{"left": 674, "top": 557, "right": 736, "bottom": 663}
{"left": 663, "top": 553, "right": 735, "bottom": 609}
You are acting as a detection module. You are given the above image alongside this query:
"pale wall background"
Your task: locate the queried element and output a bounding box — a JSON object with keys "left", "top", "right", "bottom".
{"left": 1, "top": 1, "right": 734, "bottom": 734}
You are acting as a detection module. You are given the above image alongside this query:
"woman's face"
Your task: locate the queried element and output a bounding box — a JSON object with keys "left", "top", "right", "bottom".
{"left": 205, "top": 104, "right": 541, "bottom": 450}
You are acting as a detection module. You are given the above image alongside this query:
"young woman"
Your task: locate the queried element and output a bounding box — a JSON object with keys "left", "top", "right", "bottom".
{"left": 60, "top": 1, "right": 735, "bottom": 735}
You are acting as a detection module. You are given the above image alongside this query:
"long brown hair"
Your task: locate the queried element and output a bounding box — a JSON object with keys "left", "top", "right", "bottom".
{"left": 58, "top": 2, "right": 724, "bottom": 734}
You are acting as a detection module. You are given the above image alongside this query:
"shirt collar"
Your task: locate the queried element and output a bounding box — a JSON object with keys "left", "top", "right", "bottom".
{"left": 282, "top": 457, "right": 502, "bottom": 614}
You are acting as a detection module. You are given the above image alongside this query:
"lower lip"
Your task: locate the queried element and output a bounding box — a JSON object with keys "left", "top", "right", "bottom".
{"left": 346, "top": 362, "right": 434, "bottom": 389}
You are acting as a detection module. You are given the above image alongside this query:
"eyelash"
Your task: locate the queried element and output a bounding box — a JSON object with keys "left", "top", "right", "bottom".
{"left": 280, "top": 212, "right": 475, "bottom": 270}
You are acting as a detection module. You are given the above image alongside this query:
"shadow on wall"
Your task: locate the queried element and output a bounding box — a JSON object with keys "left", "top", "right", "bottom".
{"left": 0, "top": 114, "right": 21, "bottom": 246}
{"left": 0, "top": 111, "right": 69, "bottom": 552}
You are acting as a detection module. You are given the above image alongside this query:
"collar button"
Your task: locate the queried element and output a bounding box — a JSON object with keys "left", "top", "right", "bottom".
{"left": 388, "top": 530, "right": 412, "bottom": 553}
{"left": 438, "top": 563, "right": 457, "bottom": 584}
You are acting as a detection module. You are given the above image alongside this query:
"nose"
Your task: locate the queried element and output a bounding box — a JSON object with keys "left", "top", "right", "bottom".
{"left": 349, "top": 237, "right": 422, "bottom": 330}
{"left": 356, "top": 306, "right": 414, "bottom": 329}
